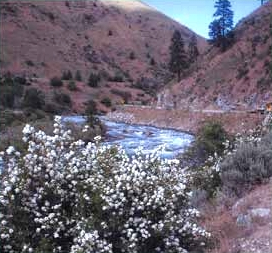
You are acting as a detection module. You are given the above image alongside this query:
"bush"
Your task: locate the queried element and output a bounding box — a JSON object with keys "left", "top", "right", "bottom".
{"left": 195, "top": 121, "right": 228, "bottom": 161}
{"left": 256, "top": 77, "right": 271, "bottom": 91}
{"left": 0, "top": 86, "right": 15, "bottom": 108}
{"left": 85, "top": 99, "right": 98, "bottom": 126}
{"left": 14, "top": 75, "right": 27, "bottom": 85}
{"left": 0, "top": 117, "right": 211, "bottom": 253}
{"left": 54, "top": 92, "right": 72, "bottom": 106}
{"left": 110, "top": 88, "right": 132, "bottom": 104}
{"left": 67, "top": 80, "right": 77, "bottom": 91}
{"left": 133, "top": 77, "right": 158, "bottom": 96}
{"left": 62, "top": 70, "right": 73, "bottom": 80}
{"left": 0, "top": 110, "right": 20, "bottom": 129}
{"left": 150, "top": 57, "right": 156, "bottom": 66}
{"left": 236, "top": 65, "right": 249, "bottom": 80}
{"left": 75, "top": 70, "right": 82, "bottom": 81}
{"left": 108, "top": 71, "right": 124, "bottom": 82}
{"left": 25, "top": 60, "right": 34, "bottom": 66}
{"left": 0, "top": 76, "right": 25, "bottom": 108}
{"left": 88, "top": 72, "right": 100, "bottom": 87}
{"left": 220, "top": 132, "right": 272, "bottom": 196}
{"left": 129, "top": 51, "right": 135, "bottom": 60}
{"left": 43, "top": 102, "right": 63, "bottom": 114}
{"left": 50, "top": 77, "right": 63, "bottom": 87}
{"left": 100, "top": 97, "right": 112, "bottom": 107}
{"left": 23, "top": 88, "right": 45, "bottom": 109}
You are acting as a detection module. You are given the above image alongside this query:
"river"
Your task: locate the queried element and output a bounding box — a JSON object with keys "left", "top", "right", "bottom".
{"left": 62, "top": 116, "right": 194, "bottom": 159}
{"left": 0, "top": 116, "right": 194, "bottom": 170}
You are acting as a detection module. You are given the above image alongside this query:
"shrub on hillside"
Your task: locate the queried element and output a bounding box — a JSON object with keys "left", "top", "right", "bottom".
{"left": 85, "top": 99, "right": 99, "bottom": 127}
{"left": 191, "top": 129, "right": 272, "bottom": 199}
{"left": 220, "top": 131, "right": 272, "bottom": 196}
{"left": 108, "top": 71, "right": 124, "bottom": 82}
{"left": 129, "top": 51, "right": 136, "bottom": 60}
{"left": 150, "top": 57, "right": 156, "bottom": 66}
{"left": 23, "top": 88, "right": 45, "bottom": 109}
{"left": 25, "top": 60, "right": 34, "bottom": 66}
{"left": 184, "top": 121, "right": 228, "bottom": 167}
{"left": 100, "top": 97, "right": 112, "bottom": 107}
{"left": 14, "top": 76, "right": 27, "bottom": 85}
{"left": 88, "top": 72, "right": 100, "bottom": 87}
{"left": 50, "top": 77, "right": 63, "bottom": 87}
{"left": 196, "top": 121, "right": 228, "bottom": 157}
{"left": 133, "top": 77, "right": 158, "bottom": 96}
{"left": 54, "top": 92, "right": 72, "bottom": 106}
{"left": 0, "top": 110, "right": 23, "bottom": 130}
{"left": 43, "top": 102, "right": 63, "bottom": 114}
{"left": 62, "top": 70, "right": 73, "bottom": 80}
{"left": 0, "top": 86, "right": 16, "bottom": 108}
{"left": 0, "top": 117, "right": 211, "bottom": 253}
{"left": 67, "top": 80, "right": 78, "bottom": 91}
{"left": 0, "top": 76, "right": 25, "bottom": 108}
{"left": 110, "top": 89, "right": 132, "bottom": 104}
{"left": 75, "top": 70, "right": 82, "bottom": 81}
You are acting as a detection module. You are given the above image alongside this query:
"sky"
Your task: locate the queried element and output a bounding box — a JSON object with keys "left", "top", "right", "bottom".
{"left": 143, "top": 0, "right": 262, "bottom": 38}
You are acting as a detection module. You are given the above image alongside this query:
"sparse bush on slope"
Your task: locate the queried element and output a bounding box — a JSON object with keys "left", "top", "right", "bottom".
{"left": 0, "top": 117, "right": 211, "bottom": 253}
{"left": 220, "top": 131, "right": 272, "bottom": 196}
{"left": 191, "top": 128, "right": 272, "bottom": 199}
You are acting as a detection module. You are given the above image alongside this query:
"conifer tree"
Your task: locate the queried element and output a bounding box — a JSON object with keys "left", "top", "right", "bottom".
{"left": 188, "top": 34, "right": 199, "bottom": 63}
{"left": 209, "top": 0, "right": 234, "bottom": 50}
{"left": 169, "top": 30, "right": 188, "bottom": 81}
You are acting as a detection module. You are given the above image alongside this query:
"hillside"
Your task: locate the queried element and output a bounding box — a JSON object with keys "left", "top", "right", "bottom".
{"left": 158, "top": 1, "right": 272, "bottom": 111}
{"left": 0, "top": 0, "right": 207, "bottom": 113}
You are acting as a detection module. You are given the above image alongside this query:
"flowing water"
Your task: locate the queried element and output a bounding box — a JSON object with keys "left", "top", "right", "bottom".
{"left": 62, "top": 116, "right": 194, "bottom": 159}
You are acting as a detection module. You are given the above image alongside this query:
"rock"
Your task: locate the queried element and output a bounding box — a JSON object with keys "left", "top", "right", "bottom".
{"left": 236, "top": 214, "right": 252, "bottom": 227}
{"left": 250, "top": 208, "right": 270, "bottom": 219}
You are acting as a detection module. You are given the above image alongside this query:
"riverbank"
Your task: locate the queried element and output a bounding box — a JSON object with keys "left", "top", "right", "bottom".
{"left": 107, "top": 106, "right": 265, "bottom": 135}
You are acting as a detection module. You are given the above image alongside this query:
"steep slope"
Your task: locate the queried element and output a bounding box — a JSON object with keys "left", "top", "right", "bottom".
{"left": 160, "top": 1, "right": 272, "bottom": 110}
{"left": 0, "top": 0, "right": 206, "bottom": 89}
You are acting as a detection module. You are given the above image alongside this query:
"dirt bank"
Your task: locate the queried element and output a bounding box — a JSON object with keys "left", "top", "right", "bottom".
{"left": 107, "top": 106, "right": 265, "bottom": 134}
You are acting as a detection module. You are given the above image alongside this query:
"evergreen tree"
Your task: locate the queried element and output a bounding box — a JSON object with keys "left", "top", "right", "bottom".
{"left": 75, "top": 70, "right": 82, "bottom": 81}
{"left": 188, "top": 34, "right": 199, "bottom": 63}
{"left": 169, "top": 30, "right": 188, "bottom": 81}
{"left": 208, "top": 19, "right": 222, "bottom": 47}
{"left": 209, "top": 0, "right": 234, "bottom": 50}
{"left": 259, "top": 0, "right": 268, "bottom": 5}
{"left": 62, "top": 70, "right": 73, "bottom": 80}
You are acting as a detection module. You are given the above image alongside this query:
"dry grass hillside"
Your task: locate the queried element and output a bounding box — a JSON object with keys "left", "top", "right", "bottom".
{"left": 162, "top": 1, "right": 272, "bottom": 111}
{"left": 0, "top": 0, "right": 207, "bottom": 112}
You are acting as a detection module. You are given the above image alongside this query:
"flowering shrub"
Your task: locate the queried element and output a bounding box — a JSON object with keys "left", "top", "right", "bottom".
{"left": 0, "top": 116, "right": 210, "bottom": 253}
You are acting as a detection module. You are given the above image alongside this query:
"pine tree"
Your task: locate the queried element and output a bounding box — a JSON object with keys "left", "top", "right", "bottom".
{"left": 259, "top": 0, "right": 268, "bottom": 5}
{"left": 188, "top": 34, "right": 199, "bottom": 63}
{"left": 169, "top": 30, "right": 188, "bottom": 81}
{"left": 208, "top": 19, "right": 222, "bottom": 47}
{"left": 209, "top": 0, "right": 234, "bottom": 50}
{"left": 75, "top": 70, "right": 82, "bottom": 81}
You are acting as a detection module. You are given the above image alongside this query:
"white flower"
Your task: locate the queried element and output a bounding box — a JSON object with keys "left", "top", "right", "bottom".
{"left": 6, "top": 146, "right": 15, "bottom": 155}
{"left": 94, "top": 136, "right": 101, "bottom": 141}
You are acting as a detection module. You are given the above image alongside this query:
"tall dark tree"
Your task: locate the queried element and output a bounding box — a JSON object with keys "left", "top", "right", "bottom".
{"left": 188, "top": 34, "right": 199, "bottom": 63}
{"left": 169, "top": 30, "right": 188, "bottom": 81}
{"left": 208, "top": 19, "right": 222, "bottom": 47}
{"left": 259, "top": 0, "right": 268, "bottom": 5}
{"left": 209, "top": 0, "right": 234, "bottom": 50}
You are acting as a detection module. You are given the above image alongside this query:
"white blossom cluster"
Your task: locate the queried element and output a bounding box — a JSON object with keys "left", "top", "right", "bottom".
{"left": 0, "top": 116, "right": 210, "bottom": 253}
